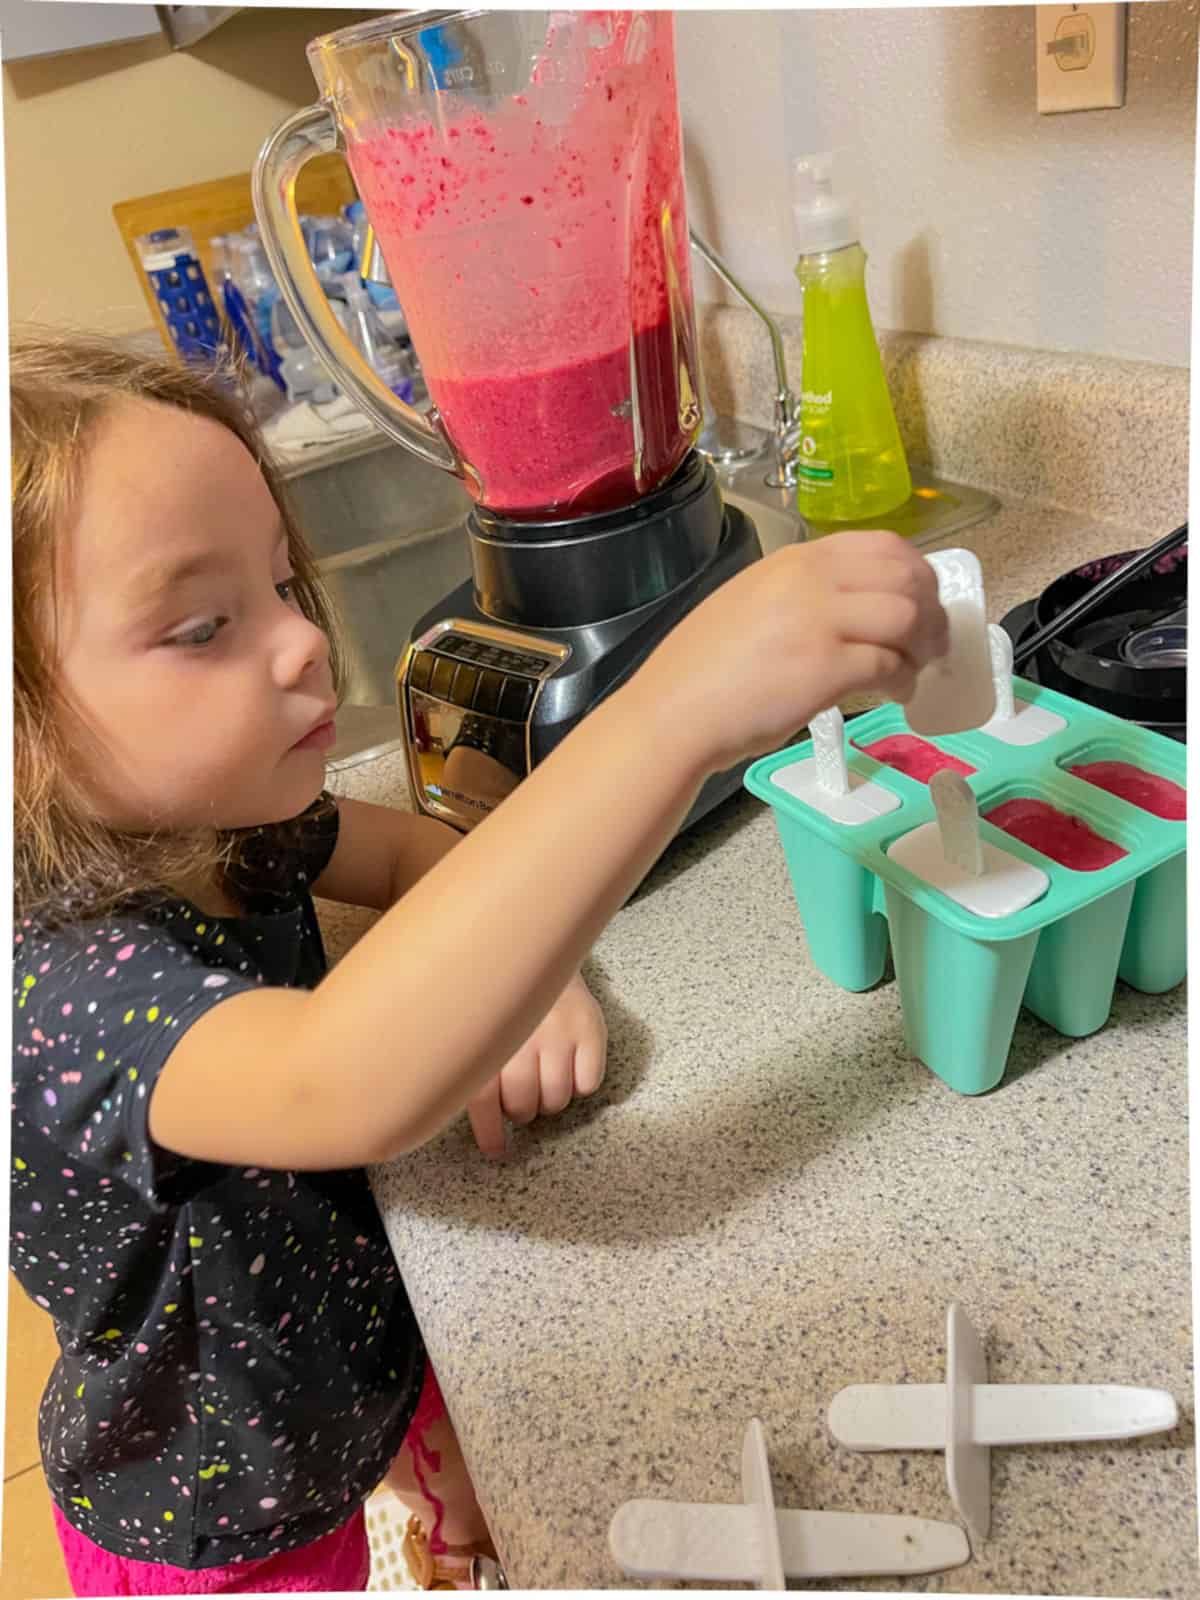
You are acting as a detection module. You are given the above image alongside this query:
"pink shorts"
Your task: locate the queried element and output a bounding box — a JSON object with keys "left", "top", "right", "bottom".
{"left": 51, "top": 1504, "right": 370, "bottom": 1596}
{"left": 52, "top": 1362, "right": 447, "bottom": 1595}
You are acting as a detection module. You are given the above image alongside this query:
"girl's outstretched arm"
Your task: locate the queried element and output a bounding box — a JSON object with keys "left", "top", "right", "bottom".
{"left": 149, "top": 533, "right": 947, "bottom": 1170}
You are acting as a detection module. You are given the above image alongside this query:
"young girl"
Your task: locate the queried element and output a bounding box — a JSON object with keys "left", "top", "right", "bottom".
{"left": 10, "top": 330, "right": 948, "bottom": 1595}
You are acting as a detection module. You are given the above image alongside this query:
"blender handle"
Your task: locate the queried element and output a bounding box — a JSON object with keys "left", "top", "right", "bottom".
{"left": 251, "top": 102, "right": 459, "bottom": 476}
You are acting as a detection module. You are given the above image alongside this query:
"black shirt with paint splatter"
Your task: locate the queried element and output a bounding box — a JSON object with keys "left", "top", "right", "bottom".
{"left": 10, "top": 795, "right": 425, "bottom": 1569}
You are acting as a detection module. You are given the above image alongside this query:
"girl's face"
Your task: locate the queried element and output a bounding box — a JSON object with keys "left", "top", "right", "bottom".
{"left": 53, "top": 398, "right": 337, "bottom": 836}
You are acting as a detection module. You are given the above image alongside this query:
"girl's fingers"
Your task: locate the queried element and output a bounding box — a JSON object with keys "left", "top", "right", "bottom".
{"left": 838, "top": 588, "right": 928, "bottom": 656}
{"left": 466, "top": 1079, "right": 507, "bottom": 1158}
{"left": 536, "top": 1048, "right": 577, "bottom": 1116}
{"left": 573, "top": 1032, "right": 608, "bottom": 1098}
{"left": 829, "top": 544, "right": 946, "bottom": 654}
{"left": 819, "top": 639, "right": 917, "bottom": 704}
{"left": 499, "top": 1054, "right": 541, "bottom": 1125}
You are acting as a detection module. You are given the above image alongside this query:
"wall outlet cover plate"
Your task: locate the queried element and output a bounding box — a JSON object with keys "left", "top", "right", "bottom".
{"left": 1036, "top": 3, "right": 1127, "bottom": 113}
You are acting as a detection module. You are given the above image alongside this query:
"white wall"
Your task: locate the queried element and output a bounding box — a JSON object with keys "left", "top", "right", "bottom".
{"left": 677, "top": 3, "right": 1197, "bottom": 366}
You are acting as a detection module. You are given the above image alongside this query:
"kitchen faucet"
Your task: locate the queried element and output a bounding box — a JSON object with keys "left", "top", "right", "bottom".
{"left": 687, "top": 229, "right": 801, "bottom": 491}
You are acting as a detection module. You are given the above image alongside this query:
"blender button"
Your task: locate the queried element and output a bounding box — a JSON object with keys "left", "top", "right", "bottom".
{"left": 430, "top": 656, "right": 456, "bottom": 699}
{"left": 450, "top": 664, "right": 479, "bottom": 707}
{"left": 499, "top": 678, "right": 535, "bottom": 721}
{"left": 473, "top": 670, "right": 504, "bottom": 715}
{"left": 408, "top": 650, "right": 434, "bottom": 692}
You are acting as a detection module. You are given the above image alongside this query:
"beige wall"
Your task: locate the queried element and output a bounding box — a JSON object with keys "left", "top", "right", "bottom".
{"left": 4, "top": 7, "right": 378, "bottom": 334}
{"left": 678, "top": 3, "right": 1198, "bottom": 366}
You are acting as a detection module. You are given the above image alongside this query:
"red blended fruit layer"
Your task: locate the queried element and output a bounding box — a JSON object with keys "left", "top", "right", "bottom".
{"left": 984, "top": 798, "right": 1127, "bottom": 871}
{"left": 856, "top": 734, "right": 976, "bottom": 784}
{"left": 1068, "top": 760, "right": 1185, "bottom": 822}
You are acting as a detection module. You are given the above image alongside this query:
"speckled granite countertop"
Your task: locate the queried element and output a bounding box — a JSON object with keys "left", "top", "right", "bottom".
{"left": 318, "top": 497, "right": 1192, "bottom": 1596}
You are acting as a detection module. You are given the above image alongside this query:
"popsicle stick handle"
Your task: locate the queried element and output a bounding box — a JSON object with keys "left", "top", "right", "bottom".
{"left": 975, "top": 1383, "right": 1177, "bottom": 1445}
{"left": 609, "top": 1501, "right": 971, "bottom": 1582}
{"left": 988, "top": 624, "right": 1016, "bottom": 722}
{"left": 775, "top": 1509, "right": 969, "bottom": 1579}
{"left": 946, "top": 1299, "right": 991, "bottom": 1543}
{"left": 742, "top": 1417, "right": 786, "bottom": 1589}
{"left": 829, "top": 1380, "right": 1177, "bottom": 1450}
{"left": 810, "top": 708, "right": 849, "bottom": 797}
{"left": 905, "top": 549, "right": 995, "bottom": 734}
{"left": 609, "top": 1501, "right": 759, "bottom": 1583}
{"left": 930, "top": 769, "right": 984, "bottom": 877}
{"left": 827, "top": 1303, "right": 1179, "bottom": 1557}
{"left": 828, "top": 1384, "right": 948, "bottom": 1450}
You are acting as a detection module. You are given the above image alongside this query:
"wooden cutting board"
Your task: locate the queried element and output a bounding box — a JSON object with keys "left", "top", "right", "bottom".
{"left": 112, "top": 155, "right": 357, "bottom": 355}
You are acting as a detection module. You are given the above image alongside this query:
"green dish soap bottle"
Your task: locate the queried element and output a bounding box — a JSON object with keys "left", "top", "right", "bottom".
{"left": 792, "top": 153, "right": 911, "bottom": 524}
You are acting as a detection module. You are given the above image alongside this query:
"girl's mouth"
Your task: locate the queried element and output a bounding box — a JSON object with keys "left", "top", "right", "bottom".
{"left": 291, "top": 719, "right": 336, "bottom": 752}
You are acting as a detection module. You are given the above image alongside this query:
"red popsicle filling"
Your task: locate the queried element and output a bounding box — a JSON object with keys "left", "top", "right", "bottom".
{"left": 984, "top": 798, "right": 1127, "bottom": 871}
{"left": 857, "top": 735, "right": 977, "bottom": 784}
{"left": 1068, "top": 760, "right": 1186, "bottom": 822}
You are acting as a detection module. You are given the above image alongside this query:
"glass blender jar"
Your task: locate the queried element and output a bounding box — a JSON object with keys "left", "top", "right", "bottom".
{"left": 253, "top": 8, "right": 701, "bottom": 520}
{"left": 254, "top": 9, "right": 763, "bottom": 837}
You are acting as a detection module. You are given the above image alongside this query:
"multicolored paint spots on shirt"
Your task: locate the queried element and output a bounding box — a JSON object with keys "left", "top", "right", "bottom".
{"left": 10, "top": 796, "right": 425, "bottom": 1567}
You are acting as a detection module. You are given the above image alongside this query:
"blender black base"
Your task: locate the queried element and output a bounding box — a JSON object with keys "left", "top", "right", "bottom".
{"left": 408, "top": 498, "right": 762, "bottom": 832}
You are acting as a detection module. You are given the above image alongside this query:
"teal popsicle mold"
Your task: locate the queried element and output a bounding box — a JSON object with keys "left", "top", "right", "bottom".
{"left": 744, "top": 678, "right": 1186, "bottom": 1095}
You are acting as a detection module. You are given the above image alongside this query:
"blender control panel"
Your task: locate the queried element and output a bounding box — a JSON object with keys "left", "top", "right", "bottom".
{"left": 398, "top": 621, "right": 570, "bottom": 830}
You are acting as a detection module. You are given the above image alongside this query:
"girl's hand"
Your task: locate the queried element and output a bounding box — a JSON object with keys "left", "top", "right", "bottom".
{"left": 466, "top": 973, "right": 607, "bottom": 1157}
{"left": 633, "top": 529, "right": 950, "bottom": 774}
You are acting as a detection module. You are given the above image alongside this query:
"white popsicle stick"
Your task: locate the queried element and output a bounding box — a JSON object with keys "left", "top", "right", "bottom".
{"left": 827, "top": 1303, "right": 1178, "bottom": 1546}
{"left": 743, "top": 1417, "right": 786, "bottom": 1589}
{"left": 946, "top": 1300, "right": 990, "bottom": 1549}
{"left": 609, "top": 1419, "right": 970, "bottom": 1587}
{"left": 609, "top": 1502, "right": 971, "bottom": 1584}
{"left": 770, "top": 744, "right": 902, "bottom": 827}
{"left": 930, "top": 769, "right": 984, "bottom": 877}
{"left": 810, "top": 707, "right": 850, "bottom": 796}
{"left": 829, "top": 1382, "right": 1179, "bottom": 1450}
{"left": 979, "top": 622, "right": 1069, "bottom": 746}
{"left": 905, "top": 549, "right": 996, "bottom": 736}
{"left": 987, "top": 623, "right": 1016, "bottom": 722}
{"left": 887, "top": 820, "right": 1050, "bottom": 919}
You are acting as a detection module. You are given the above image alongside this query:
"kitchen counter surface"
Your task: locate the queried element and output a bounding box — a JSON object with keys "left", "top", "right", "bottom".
{"left": 320, "top": 496, "right": 1192, "bottom": 1596}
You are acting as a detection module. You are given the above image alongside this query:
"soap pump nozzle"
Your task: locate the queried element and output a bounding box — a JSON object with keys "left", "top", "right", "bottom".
{"left": 791, "top": 152, "right": 857, "bottom": 255}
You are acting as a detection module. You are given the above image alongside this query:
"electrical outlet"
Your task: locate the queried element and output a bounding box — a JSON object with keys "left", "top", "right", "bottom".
{"left": 1036, "top": 3, "right": 1126, "bottom": 113}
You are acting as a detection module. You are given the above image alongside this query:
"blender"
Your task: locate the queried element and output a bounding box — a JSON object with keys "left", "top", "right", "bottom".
{"left": 253, "top": 9, "right": 764, "bottom": 831}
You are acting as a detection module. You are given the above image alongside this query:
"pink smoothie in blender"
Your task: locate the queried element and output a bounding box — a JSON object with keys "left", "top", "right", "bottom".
{"left": 346, "top": 14, "right": 697, "bottom": 518}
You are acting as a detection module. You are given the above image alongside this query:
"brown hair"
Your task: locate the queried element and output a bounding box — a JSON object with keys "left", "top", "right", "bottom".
{"left": 11, "top": 326, "right": 346, "bottom": 926}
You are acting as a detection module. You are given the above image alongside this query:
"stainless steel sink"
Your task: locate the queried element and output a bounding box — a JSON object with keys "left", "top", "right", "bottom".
{"left": 716, "top": 456, "right": 999, "bottom": 552}
{"left": 281, "top": 437, "right": 470, "bottom": 559}
{"left": 719, "top": 480, "right": 804, "bottom": 556}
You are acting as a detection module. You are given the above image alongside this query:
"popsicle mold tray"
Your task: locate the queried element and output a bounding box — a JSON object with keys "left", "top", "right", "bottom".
{"left": 744, "top": 679, "right": 1186, "bottom": 1095}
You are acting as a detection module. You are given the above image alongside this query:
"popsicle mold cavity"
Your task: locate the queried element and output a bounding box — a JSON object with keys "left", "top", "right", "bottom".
{"left": 857, "top": 734, "right": 976, "bottom": 784}
{"left": 984, "top": 798, "right": 1128, "bottom": 872}
{"left": 1068, "top": 760, "right": 1186, "bottom": 822}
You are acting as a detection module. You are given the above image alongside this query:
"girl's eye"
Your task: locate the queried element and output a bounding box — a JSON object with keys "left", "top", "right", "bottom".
{"left": 276, "top": 578, "right": 297, "bottom": 605}
{"left": 171, "top": 617, "right": 227, "bottom": 648}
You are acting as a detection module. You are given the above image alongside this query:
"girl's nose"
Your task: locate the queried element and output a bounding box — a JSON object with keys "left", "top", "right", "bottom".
{"left": 275, "top": 608, "right": 331, "bottom": 689}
